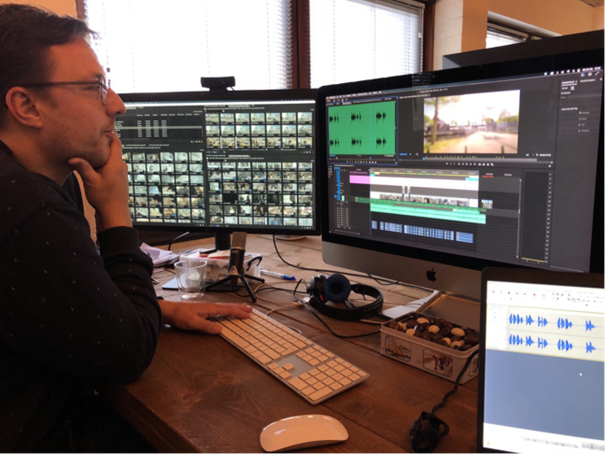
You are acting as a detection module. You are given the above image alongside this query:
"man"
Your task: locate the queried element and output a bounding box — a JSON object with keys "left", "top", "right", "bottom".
{"left": 0, "top": 4, "right": 251, "bottom": 451}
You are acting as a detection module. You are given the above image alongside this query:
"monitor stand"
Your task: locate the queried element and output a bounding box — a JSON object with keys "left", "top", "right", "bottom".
{"left": 275, "top": 235, "right": 307, "bottom": 241}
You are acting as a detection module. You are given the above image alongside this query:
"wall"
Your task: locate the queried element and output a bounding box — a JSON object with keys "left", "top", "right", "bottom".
{"left": 594, "top": 6, "right": 604, "bottom": 30}
{"left": 489, "top": 0, "right": 595, "bottom": 35}
{"left": 433, "top": 0, "right": 604, "bottom": 70}
{"left": 0, "top": 0, "right": 75, "bottom": 15}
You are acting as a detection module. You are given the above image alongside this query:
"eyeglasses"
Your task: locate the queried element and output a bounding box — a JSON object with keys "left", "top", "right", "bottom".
{"left": 17, "top": 79, "right": 110, "bottom": 106}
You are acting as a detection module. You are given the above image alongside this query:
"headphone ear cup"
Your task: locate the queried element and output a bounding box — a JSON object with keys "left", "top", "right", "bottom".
{"left": 308, "top": 275, "right": 327, "bottom": 302}
{"left": 324, "top": 274, "right": 351, "bottom": 304}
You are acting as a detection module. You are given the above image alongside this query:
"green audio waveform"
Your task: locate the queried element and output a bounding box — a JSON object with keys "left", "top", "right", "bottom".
{"left": 356, "top": 197, "right": 487, "bottom": 224}
{"left": 328, "top": 101, "right": 396, "bottom": 156}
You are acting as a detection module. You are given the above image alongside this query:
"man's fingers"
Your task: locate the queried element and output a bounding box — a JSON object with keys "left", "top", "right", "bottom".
{"left": 193, "top": 304, "right": 251, "bottom": 334}
{"left": 208, "top": 303, "right": 252, "bottom": 319}
{"left": 192, "top": 318, "right": 223, "bottom": 334}
{"left": 67, "top": 157, "right": 96, "bottom": 182}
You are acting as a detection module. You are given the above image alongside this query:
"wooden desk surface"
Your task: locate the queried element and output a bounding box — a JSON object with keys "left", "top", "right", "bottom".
{"left": 106, "top": 235, "right": 478, "bottom": 453}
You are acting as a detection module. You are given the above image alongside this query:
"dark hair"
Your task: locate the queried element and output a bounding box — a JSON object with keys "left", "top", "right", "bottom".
{"left": 0, "top": 4, "right": 96, "bottom": 114}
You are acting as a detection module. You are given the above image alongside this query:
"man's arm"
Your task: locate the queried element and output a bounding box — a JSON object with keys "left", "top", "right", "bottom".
{"left": 1, "top": 203, "right": 161, "bottom": 384}
{"left": 69, "top": 136, "right": 252, "bottom": 336}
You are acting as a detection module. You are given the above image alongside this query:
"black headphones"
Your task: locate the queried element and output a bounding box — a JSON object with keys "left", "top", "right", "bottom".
{"left": 307, "top": 274, "right": 383, "bottom": 321}
{"left": 410, "top": 411, "right": 449, "bottom": 453}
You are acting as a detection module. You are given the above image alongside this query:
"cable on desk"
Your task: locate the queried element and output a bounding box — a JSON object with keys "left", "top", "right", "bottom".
{"left": 167, "top": 231, "right": 190, "bottom": 251}
{"left": 250, "top": 281, "right": 307, "bottom": 304}
{"left": 271, "top": 235, "right": 434, "bottom": 295}
{"left": 409, "top": 349, "right": 479, "bottom": 452}
{"left": 368, "top": 274, "right": 434, "bottom": 293}
{"left": 300, "top": 299, "right": 381, "bottom": 339}
{"left": 264, "top": 303, "right": 303, "bottom": 316}
{"left": 431, "top": 349, "right": 479, "bottom": 415}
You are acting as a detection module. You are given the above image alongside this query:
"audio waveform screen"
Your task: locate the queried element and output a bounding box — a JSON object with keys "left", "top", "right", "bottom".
{"left": 327, "top": 101, "right": 396, "bottom": 160}
{"left": 482, "top": 276, "right": 604, "bottom": 452}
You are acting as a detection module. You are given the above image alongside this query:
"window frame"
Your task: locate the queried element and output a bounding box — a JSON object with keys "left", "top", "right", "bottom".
{"left": 487, "top": 21, "right": 545, "bottom": 47}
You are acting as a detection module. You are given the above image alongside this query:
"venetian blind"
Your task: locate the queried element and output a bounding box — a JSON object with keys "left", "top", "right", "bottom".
{"left": 486, "top": 26, "right": 527, "bottom": 49}
{"left": 84, "top": 0, "right": 293, "bottom": 93}
{"left": 309, "top": 0, "right": 423, "bottom": 88}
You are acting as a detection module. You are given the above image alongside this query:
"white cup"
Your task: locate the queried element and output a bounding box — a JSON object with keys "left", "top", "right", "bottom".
{"left": 175, "top": 259, "right": 207, "bottom": 301}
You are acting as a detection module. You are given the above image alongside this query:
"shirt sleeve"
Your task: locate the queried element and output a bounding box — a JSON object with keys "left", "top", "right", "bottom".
{"left": 0, "top": 200, "right": 162, "bottom": 384}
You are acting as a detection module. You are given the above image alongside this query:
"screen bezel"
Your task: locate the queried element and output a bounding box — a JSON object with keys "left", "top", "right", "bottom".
{"left": 118, "top": 88, "right": 321, "bottom": 237}
{"left": 317, "top": 50, "right": 604, "bottom": 289}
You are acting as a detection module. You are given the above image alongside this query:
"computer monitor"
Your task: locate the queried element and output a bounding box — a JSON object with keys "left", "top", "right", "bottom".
{"left": 317, "top": 49, "right": 604, "bottom": 301}
{"left": 117, "top": 89, "right": 319, "bottom": 250}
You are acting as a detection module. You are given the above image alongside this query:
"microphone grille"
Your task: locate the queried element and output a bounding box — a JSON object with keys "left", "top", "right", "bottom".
{"left": 231, "top": 231, "right": 247, "bottom": 249}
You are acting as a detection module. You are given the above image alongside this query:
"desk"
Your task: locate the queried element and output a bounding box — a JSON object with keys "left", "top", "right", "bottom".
{"left": 106, "top": 235, "right": 478, "bottom": 452}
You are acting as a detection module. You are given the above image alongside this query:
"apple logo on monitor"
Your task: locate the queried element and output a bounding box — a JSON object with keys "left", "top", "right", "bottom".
{"left": 426, "top": 268, "right": 436, "bottom": 282}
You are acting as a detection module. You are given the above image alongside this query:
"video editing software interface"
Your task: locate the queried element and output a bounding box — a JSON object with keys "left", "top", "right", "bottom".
{"left": 116, "top": 95, "right": 316, "bottom": 232}
{"left": 324, "top": 65, "right": 603, "bottom": 272}
{"left": 482, "top": 279, "right": 604, "bottom": 452}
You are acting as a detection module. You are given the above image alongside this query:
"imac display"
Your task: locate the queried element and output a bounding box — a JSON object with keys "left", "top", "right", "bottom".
{"left": 117, "top": 90, "right": 318, "bottom": 249}
{"left": 318, "top": 50, "right": 604, "bottom": 300}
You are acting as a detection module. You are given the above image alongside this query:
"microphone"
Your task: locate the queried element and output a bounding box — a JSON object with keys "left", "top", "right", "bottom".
{"left": 228, "top": 232, "right": 247, "bottom": 286}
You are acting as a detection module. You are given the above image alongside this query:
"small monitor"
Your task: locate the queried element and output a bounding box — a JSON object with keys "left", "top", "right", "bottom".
{"left": 478, "top": 268, "right": 604, "bottom": 452}
{"left": 317, "top": 49, "right": 603, "bottom": 301}
{"left": 117, "top": 89, "right": 318, "bottom": 249}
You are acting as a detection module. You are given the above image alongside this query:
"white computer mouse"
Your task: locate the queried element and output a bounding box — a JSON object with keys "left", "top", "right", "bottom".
{"left": 260, "top": 414, "right": 349, "bottom": 452}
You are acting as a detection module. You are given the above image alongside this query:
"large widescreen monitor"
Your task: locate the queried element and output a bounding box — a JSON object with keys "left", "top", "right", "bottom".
{"left": 317, "top": 49, "right": 603, "bottom": 301}
{"left": 117, "top": 89, "right": 318, "bottom": 249}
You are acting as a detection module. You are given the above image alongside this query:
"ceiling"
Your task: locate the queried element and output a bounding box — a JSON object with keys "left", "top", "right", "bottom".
{"left": 579, "top": 0, "right": 604, "bottom": 6}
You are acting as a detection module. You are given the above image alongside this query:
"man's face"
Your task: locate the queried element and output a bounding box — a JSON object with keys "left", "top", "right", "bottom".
{"left": 40, "top": 37, "right": 125, "bottom": 169}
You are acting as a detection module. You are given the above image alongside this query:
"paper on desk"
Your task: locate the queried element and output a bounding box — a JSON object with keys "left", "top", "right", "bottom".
{"left": 381, "top": 290, "right": 440, "bottom": 319}
{"left": 140, "top": 243, "right": 180, "bottom": 267}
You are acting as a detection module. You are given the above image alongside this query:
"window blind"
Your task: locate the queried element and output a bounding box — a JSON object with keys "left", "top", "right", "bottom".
{"left": 486, "top": 26, "right": 527, "bottom": 49}
{"left": 309, "top": 0, "right": 423, "bottom": 88}
{"left": 84, "top": 0, "right": 293, "bottom": 93}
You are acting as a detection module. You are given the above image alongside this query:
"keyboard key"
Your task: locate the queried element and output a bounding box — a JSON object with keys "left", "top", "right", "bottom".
{"left": 309, "top": 387, "right": 333, "bottom": 402}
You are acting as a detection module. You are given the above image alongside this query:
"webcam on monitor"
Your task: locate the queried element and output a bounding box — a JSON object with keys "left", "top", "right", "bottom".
{"left": 200, "top": 76, "right": 236, "bottom": 91}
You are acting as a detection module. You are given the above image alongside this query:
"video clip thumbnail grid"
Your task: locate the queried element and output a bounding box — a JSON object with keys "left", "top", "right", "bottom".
{"left": 205, "top": 110, "right": 313, "bottom": 150}
{"left": 125, "top": 151, "right": 314, "bottom": 228}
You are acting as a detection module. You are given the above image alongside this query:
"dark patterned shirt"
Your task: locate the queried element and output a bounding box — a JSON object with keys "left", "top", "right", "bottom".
{"left": 0, "top": 141, "right": 161, "bottom": 452}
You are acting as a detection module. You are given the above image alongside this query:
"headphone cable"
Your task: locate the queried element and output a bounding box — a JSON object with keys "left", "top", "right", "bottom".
{"left": 431, "top": 349, "right": 479, "bottom": 415}
{"left": 300, "top": 299, "right": 381, "bottom": 339}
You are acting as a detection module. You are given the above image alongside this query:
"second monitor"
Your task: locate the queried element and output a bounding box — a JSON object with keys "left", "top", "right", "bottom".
{"left": 117, "top": 89, "right": 319, "bottom": 249}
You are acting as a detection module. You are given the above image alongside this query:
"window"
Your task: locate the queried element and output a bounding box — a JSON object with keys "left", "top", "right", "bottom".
{"left": 84, "top": 0, "right": 293, "bottom": 93}
{"left": 309, "top": 0, "right": 424, "bottom": 87}
{"left": 486, "top": 23, "right": 541, "bottom": 49}
{"left": 82, "top": 0, "right": 423, "bottom": 93}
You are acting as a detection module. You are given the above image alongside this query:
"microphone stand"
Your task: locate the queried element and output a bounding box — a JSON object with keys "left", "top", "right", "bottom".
{"left": 205, "top": 232, "right": 264, "bottom": 302}
{"left": 206, "top": 266, "right": 264, "bottom": 302}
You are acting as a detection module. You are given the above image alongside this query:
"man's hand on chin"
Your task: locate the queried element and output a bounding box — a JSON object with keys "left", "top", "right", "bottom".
{"left": 68, "top": 137, "right": 132, "bottom": 229}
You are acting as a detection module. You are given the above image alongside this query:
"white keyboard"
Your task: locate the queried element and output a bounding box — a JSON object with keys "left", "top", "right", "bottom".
{"left": 216, "top": 309, "right": 369, "bottom": 405}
